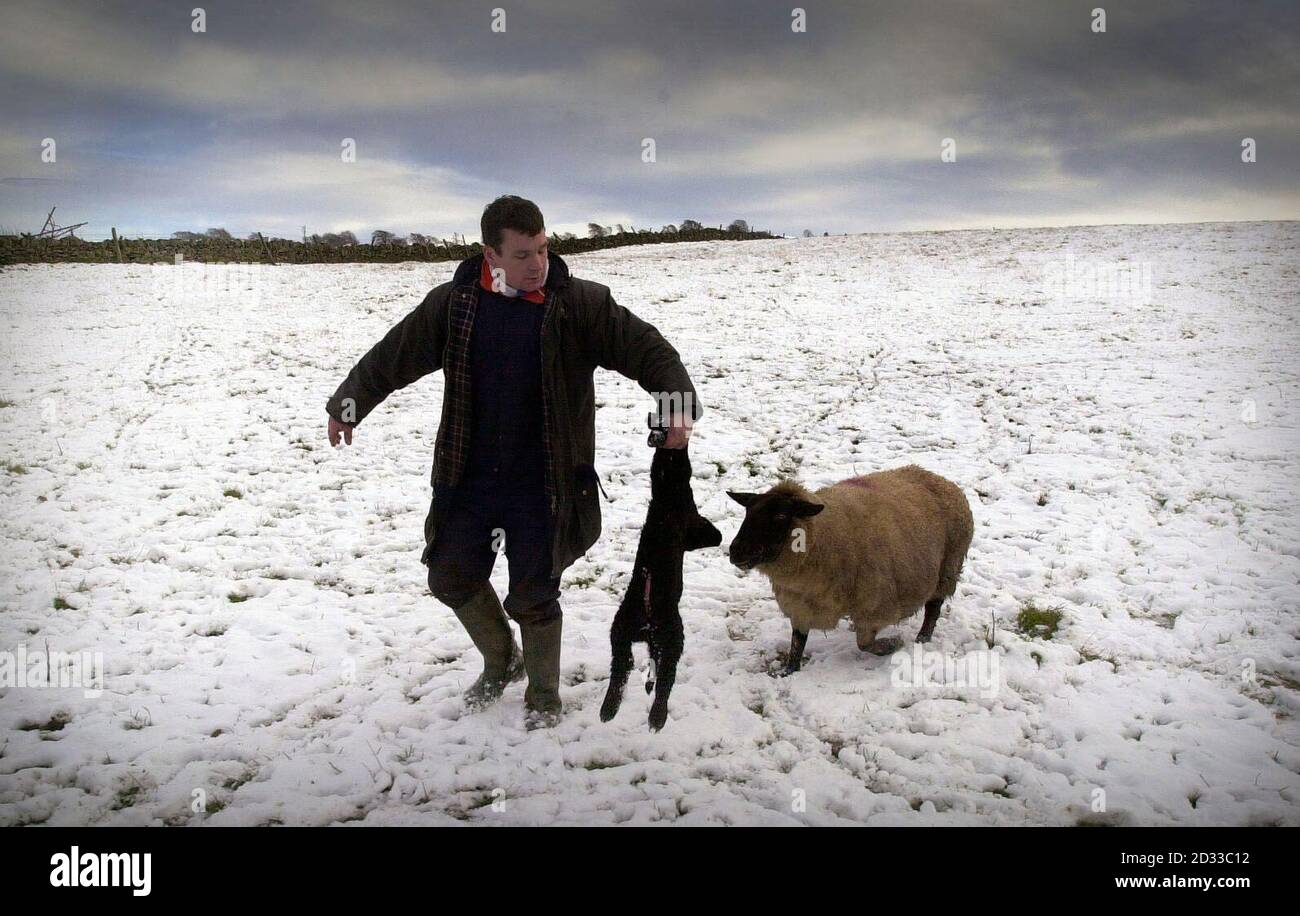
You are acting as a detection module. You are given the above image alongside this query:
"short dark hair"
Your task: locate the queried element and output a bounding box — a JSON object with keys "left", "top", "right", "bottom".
{"left": 481, "top": 195, "right": 545, "bottom": 251}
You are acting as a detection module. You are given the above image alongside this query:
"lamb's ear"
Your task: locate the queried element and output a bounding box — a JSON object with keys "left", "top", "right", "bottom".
{"left": 727, "top": 490, "right": 762, "bottom": 508}
{"left": 790, "top": 499, "right": 824, "bottom": 518}
{"left": 684, "top": 516, "right": 723, "bottom": 551}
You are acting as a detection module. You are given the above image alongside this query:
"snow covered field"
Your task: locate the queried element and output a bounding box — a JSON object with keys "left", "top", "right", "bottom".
{"left": 1, "top": 221, "right": 1297, "bottom": 826}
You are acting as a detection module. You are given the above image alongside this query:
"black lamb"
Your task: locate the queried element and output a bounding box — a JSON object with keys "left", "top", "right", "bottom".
{"left": 599, "top": 441, "right": 721, "bottom": 731}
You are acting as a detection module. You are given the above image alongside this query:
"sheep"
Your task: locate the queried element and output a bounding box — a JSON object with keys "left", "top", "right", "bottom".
{"left": 726, "top": 464, "right": 973, "bottom": 675}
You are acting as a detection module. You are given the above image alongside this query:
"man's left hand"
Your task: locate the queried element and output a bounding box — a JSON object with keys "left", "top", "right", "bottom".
{"left": 662, "top": 415, "right": 693, "bottom": 449}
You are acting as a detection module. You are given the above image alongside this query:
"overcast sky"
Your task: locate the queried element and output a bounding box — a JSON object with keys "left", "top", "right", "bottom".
{"left": 1, "top": 0, "right": 1296, "bottom": 240}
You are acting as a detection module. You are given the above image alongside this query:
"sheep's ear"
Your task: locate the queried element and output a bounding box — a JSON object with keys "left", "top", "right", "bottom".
{"left": 727, "top": 490, "right": 762, "bottom": 508}
{"left": 790, "top": 499, "right": 824, "bottom": 517}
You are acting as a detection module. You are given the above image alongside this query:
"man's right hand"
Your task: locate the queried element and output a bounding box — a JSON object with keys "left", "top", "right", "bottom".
{"left": 328, "top": 416, "right": 355, "bottom": 447}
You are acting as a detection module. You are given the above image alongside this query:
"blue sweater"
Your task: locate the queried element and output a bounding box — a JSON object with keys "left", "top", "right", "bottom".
{"left": 459, "top": 287, "right": 548, "bottom": 507}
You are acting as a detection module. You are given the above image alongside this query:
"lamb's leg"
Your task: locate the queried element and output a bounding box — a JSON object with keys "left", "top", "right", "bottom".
{"left": 781, "top": 627, "right": 809, "bottom": 676}
{"left": 600, "top": 604, "right": 636, "bottom": 722}
{"left": 648, "top": 628, "right": 682, "bottom": 732}
{"left": 917, "top": 597, "right": 944, "bottom": 643}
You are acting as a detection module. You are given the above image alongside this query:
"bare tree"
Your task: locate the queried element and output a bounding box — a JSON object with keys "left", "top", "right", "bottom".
{"left": 679, "top": 219, "right": 703, "bottom": 232}
{"left": 205, "top": 227, "right": 233, "bottom": 240}
{"left": 660, "top": 224, "right": 678, "bottom": 234}
{"left": 371, "top": 230, "right": 396, "bottom": 246}
{"left": 588, "top": 223, "right": 607, "bottom": 238}
{"left": 802, "top": 229, "right": 814, "bottom": 238}
{"left": 727, "top": 219, "right": 749, "bottom": 233}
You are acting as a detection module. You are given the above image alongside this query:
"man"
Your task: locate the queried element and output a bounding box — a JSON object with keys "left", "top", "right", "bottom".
{"left": 326, "top": 195, "right": 701, "bottom": 729}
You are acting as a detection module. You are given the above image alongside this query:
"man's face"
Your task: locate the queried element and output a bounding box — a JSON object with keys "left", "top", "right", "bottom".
{"left": 484, "top": 228, "right": 548, "bottom": 292}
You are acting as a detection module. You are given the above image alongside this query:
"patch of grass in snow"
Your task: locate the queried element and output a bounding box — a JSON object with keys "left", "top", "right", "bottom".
{"left": 1015, "top": 601, "right": 1063, "bottom": 640}
{"left": 112, "top": 785, "right": 142, "bottom": 810}
{"left": 1077, "top": 645, "right": 1119, "bottom": 669}
{"left": 1075, "top": 816, "right": 1118, "bottom": 827}
{"left": 75, "top": 460, "right": 91, "bottom": 470}
{"left": 226, "top": 593, "right": 249, "bottom": 603}
{"left": 19, "top": 710, "right": 72, "bottom": 733}
{"left": 52, "top": 597, "right": 71, "bottom": 610}
{"left": 306, "top": 706, "right": 339, "bottom": 724}
{"left": 393, "top": 745, "right": 422, "bottom": 765}
{"left": 199, "top": 622, "right": 229, "bottom": 637}
{"left": 205, "top": 799, "right": 227, "bottom": 815}
{"left": 0, "top": 398, "right": 14, "bottom": 408}
{"left": 1259, "top": 671, "right": 1300, "bottom": 691}
{"left": 581, "top": 756, "right": 624, "bottom": 770}
{"left": 223, "top": 487, "right": 243, "bottom": 498}
{"left": 222, "top": 771, "right": 254, "bottom": 791}
{"left": 10, "top": 811, "right": 52, "bottom": 826}
{"left": 984, "top": 611, "right": 999, "bottom": 649}
{"left": 5, "top": 461, "right": 28, "bottom": 474}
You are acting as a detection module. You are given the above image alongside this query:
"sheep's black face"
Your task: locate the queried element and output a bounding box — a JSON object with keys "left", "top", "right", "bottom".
{"left": 726, "top": 489, "right": 824, "bottom": 570}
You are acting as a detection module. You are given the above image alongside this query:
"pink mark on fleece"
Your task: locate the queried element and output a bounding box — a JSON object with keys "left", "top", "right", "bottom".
{"left": 837, "top": 476, "right": 877, "bottom": 490}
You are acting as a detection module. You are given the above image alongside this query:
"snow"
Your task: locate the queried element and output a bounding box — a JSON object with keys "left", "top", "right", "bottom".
{"left": 0, "top": 220, "right": 1297, "bottom": 825}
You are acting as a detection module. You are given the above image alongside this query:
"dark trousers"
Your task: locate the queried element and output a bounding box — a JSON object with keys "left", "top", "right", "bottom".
{"left": 425, "top": 483, "right": 561, "bottom": 627}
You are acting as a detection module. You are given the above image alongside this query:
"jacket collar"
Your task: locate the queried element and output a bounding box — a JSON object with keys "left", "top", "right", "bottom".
{"left": 452, "top": 249, "right": 571, "bottom": 293}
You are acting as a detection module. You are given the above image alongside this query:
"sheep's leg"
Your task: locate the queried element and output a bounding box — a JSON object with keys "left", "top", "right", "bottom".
{"left": 600, "top": 604, "right": 636, "bottom": 722}
{"left": 917, "top": 597, "right": 944, "bottom": 643}
{"left": 781, "top": 627, "right": 809, "bottom": 676}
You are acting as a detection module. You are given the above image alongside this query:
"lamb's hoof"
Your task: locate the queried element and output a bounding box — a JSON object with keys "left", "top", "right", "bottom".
{"left": 599, "top": 695, "right": 621, "bottom": 722}
{"left": 863, "top": 636, "right": 903, "bottom": 656}
{"left": 648, "top": 701, "right": 669, "bottom": 731}
{"left": 916, "top": 631, "right": 934, "bottom": 644}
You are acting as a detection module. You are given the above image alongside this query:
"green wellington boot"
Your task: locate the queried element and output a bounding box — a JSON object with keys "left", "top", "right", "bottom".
{"left": 520, "top": 615, "right": 563, "bottom": 730}
{"left": 452, "top": 584, "right": 525, "bottom": 711}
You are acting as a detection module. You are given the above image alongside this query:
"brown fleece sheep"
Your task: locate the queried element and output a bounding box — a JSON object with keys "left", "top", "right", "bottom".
{"left": 727, "top": 464, "right": 973, "bottom": 675}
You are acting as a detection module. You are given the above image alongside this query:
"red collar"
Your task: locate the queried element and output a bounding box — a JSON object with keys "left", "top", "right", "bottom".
{"left": 479, "top": 259, "right": 546, "bottom": 303}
